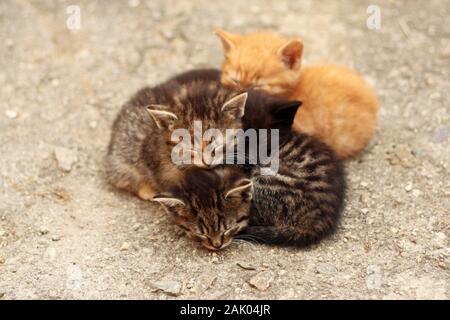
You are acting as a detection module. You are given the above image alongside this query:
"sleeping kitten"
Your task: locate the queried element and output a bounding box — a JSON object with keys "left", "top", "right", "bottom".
{"left": 215, "top": 29, "right": 379, "bottom": 158}
{"left": 239, "top": 90, "right": 346, "bottom": 247}
{"left": 152, "top": 165, "right": 252, "bottom": 251}
{"left": 105, "top": 69, "right": 246, "bottom": 200}
{"left": 154, "top": 90, "right": 345, "bottom": 249}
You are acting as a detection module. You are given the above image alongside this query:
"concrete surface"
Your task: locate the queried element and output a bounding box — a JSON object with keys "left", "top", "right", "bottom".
{"left": 0, "top": 0, "right": 448, "bottom": 299}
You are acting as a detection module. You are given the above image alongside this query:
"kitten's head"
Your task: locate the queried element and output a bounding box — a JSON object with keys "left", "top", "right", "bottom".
{"left": 243, "top": 90, "right": 302, "bottom": 145}
{"left": 146, "top": 89, "right": 248, "bottom": 168}
{"left": 152, "top": 166, "right": 252, "bottom": 251}
{"left": 215, "top": 29, "right": 303, "bottom": 96}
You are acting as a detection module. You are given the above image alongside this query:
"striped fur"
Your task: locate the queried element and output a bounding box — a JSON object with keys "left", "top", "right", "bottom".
{"left": 239, "top": 91, "right": 346, "bottom": 247}
{"left": 153, "top": 165, "right": 252, "bottom": 251}
{"left": 105, "top": 69, "right": 243, "bottom": 198}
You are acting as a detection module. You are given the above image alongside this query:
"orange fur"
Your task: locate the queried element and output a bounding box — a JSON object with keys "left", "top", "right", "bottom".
{"left": 215, "top": 29, "right": 379, "bottom": 158}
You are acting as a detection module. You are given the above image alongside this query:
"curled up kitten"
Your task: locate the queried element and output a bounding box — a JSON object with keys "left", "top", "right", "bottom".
{"left": 105, "top": 69, "right": 246, "bottom": 200}
{"left": 215, "top": 29, "right": 379, "bottom": 158}
{"left": 152, "top": 165, "right": 252, "bottom": 251}
{"left": 106, "top": 69, "right": 346, "bottom": 249}
{"left": 238, "top": 91, "right": 347, "bottom": 247}
{"left": 151, "top": 90, "right": 346, "bottom": 249}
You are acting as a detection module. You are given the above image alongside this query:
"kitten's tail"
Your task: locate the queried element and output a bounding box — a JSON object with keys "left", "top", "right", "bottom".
{"left": 239, "top": 225, "right": 335, "bottom": 247}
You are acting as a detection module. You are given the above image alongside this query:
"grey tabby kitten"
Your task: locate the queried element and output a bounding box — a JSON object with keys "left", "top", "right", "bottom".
{"left": 239, "top": 91, "right": 346, "bottom": 247}
{"left": 105, "top": 69, "right": 246, "bottom": 201}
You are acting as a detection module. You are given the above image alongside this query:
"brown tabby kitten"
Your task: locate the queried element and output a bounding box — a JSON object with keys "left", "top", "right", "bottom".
{"left": 153, "top": 90, "right": 345, "bottom": 249}
{"left": 105, "top": 69, "right": 246, "bottom": 200}
{"left": 240, "top": 91, "right": 346, "bottom": 247}
{"left": 152, "top": 165, "right": 252, "bottom": 251}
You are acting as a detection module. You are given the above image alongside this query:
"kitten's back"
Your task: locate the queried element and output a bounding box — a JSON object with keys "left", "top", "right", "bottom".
{"left": 247, "top": 132, "right": 346, "bottom": 247}
{"left": 291, "top": 64, "right": 379, "bottom": 158}
{"left": 237, "top": 90, "right": 346, "bottom": 247}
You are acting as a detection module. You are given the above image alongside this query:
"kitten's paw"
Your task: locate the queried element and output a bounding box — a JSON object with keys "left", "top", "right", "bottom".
{"left": 137, "top": 184, "right": 155, "bottom": 201}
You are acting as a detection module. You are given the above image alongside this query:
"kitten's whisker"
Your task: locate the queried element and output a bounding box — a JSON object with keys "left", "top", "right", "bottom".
{"left": 231, "top": 238, "right": 257, "bottom": 249}
{"left": 235, "top": 234, "right": 264, "bottom": 244}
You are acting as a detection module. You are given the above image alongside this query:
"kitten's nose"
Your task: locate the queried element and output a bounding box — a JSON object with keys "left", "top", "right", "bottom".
{"left": 210, "top": 238, "right": 223, "bottom": 249}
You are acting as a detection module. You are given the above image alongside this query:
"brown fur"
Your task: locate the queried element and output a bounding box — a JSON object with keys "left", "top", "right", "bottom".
{"left": 153, "top": 165, "right": 252, "bottom": 251}
{"left": 215, "top": 29, "right": 379, "bottom": 158}
{"left": 105, "top": 69, "right": 245, "bottom": 200}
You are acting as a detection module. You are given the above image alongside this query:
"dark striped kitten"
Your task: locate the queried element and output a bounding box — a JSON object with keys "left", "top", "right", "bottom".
{"left": 153, "top": 165, "right": 252, "bottom": 250}
{"left": 239, "top": 91, "right": 346, "bottom": 247}
{"left": 106, "top": 69, "right": 246, "bottom": 200}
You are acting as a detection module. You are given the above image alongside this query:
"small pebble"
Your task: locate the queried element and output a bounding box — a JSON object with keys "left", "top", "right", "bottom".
{"left": 237, "top": 262, "right": 257, "bottom": 270}
{"left": 433, "top": 232, "right": 447, "bottom": 247}
{"left": 0, "top": 256, "right": 5, "bottom": 265}
{"left": 435, "top": 232, "right": 446, "bottom": 240}
{"left": 39, "top": 227, "right": 49, "bottom": 235}
{"left": 193, "top": 275, "right": 216, "bottom": 294}
{"left": 316, "top": 263, "right": 337, "bottom": 274}
{"left": 150, "top": 280, "right": 182, "bottom": 296}
{"left": 51, "top": 79, "right": 60, "bottom": 87}
{"left": 120, "top": 242, "right": 131, "bottom": 251}
{"left": 51, "top": 235, "right": 61, "bottom": 242}
{"left": 247, "top": 271, "right": 274, "bottom": 291}
{"left": 54, "top": 146, "right": 78, "bottom": 172}
{"left": 405, "top": 183, "right": 413, "bottom": 192}
{"left": 5, "top": 110, "right": 18, "bottom": 119}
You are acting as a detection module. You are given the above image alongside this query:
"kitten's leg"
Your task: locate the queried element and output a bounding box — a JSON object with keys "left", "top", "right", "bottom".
{"left": 137, "top": 183, "right": 156, "bottom": 200}
{"left": 106, "top": 157, "right": 157, "bottom": 200}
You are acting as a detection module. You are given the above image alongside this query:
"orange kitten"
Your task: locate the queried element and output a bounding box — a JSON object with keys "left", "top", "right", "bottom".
{"left": 215, "top": 29, "right": 379, "bottom": 158}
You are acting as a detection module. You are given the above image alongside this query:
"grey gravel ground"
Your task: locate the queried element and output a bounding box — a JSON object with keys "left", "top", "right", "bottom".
{"left": 0, "top": 0, "right": 449, "bottom": 299}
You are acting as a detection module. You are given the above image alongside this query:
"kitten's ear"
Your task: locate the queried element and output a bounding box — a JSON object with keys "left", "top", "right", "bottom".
{"left": 225, "top": 178, "right": 253, "bottom": 201}
{"left": 152, "top": 193, "right": 186, "bottom": 208}
{"left": 221, "top": 92, "right": 248, "bottom": 119}
{"left": 278, "top": 39, "right": 303, "bottom": 69}
{"left": 273, "top": 101, "right": 302, "bottom": 123}
{"left": 146, "top": 104, "right": 178, "bottom": 130}
{"left": 214, "top": 28, "right": 239, "bottom": 52}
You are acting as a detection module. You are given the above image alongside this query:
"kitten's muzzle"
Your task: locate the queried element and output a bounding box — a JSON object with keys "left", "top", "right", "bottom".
{"left": 203, "top": 236, "right": 230, "bottom": 251}
{"left": 209, "top": 237, "right": 223, "bottom": 249}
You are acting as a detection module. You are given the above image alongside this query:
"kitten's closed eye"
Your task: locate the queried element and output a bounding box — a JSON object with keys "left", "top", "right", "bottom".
{"left": 192, "top": 233, "right": 208, "bottom": 241}
{"left": 229, "top": 76, "right": 239, "bottom": 85}
{"left": 224, "top": 226, "right": 240, "bottom": 236}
